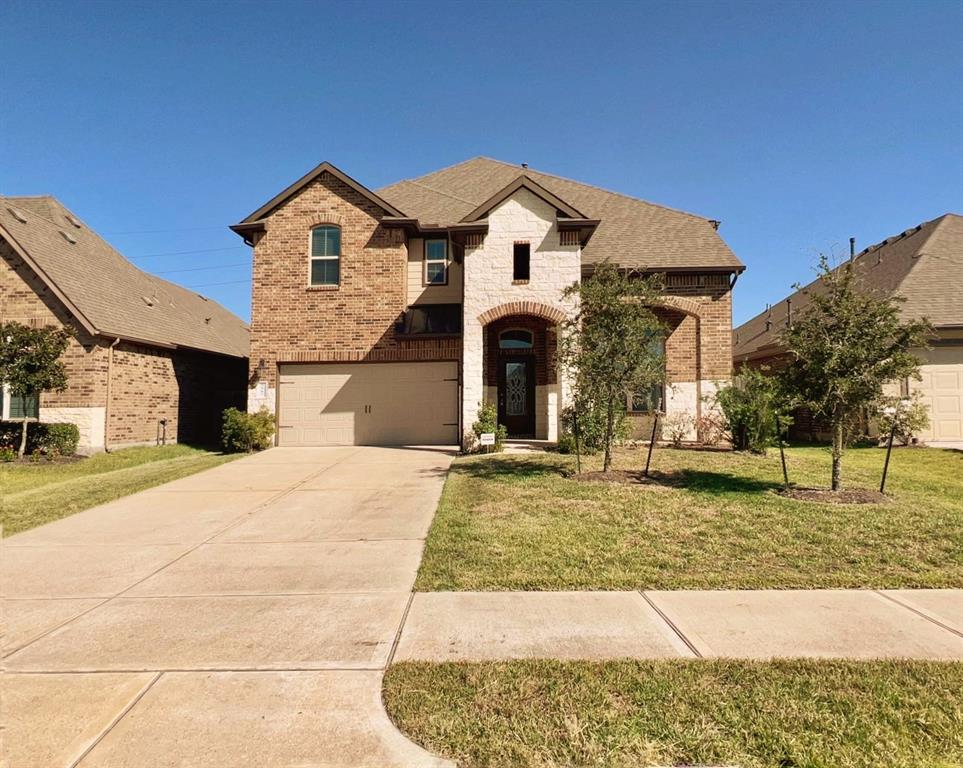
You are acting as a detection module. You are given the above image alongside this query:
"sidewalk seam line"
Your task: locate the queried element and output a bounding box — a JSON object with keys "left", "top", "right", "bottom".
{"left": 874, "top": 590, "right": 963, "bottom": 639}
{"left": 386, "top": 592, "right": 416, "bottom": 668}
{"left": 639, "top": 591, "right": 703, "bottom": 658}
{"left": 68, "top": 670, "right": 163, "bottom": 768}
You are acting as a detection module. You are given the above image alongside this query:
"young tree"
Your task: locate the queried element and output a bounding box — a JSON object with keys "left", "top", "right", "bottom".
{"left": 558, "top": 263, "right": 666, "bottom": 472}
{"left": 781, "top": 256, "right": 931, "bottom": 490}
{"left": 0, "top": 323, "right": 71, "bottom": 458}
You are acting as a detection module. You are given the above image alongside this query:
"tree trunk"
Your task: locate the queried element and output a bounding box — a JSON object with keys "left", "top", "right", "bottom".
{"left": 603, "top": 392, "right": 615, "bottom": 473}
{"left": 18, "top": 418, "right": 29, "bottom": 459}
{"left": 831, "top": 415, "right": 844, "bottom": 491}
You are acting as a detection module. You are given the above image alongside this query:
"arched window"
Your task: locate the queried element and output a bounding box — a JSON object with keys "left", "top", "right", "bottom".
{"left": 309, "top": 225, "right": 341, "bottom": 286}
{"left": 499, "top": 329, "right": 533, "bottom": 349}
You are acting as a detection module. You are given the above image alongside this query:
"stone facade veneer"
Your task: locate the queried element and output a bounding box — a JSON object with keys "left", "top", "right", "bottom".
{"left": 462, "top": 189, "right": 580, "bottom": 445}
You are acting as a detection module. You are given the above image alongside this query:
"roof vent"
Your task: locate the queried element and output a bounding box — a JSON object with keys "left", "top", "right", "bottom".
{"left": 65, "top": 214, "right": 82, "bottom": 229}
{"left": 204, "top": 317, "right": 212, "bottom": 324}
{"left": 7, "top": 206, "right": 27, "bottom": 223}
{"left": 521, "top": 163, "right": 528, "bottom": 169}
{"left": 141, "top": 295, "right": 155, "bottom": 307}
{"left": 60, "top": 230, "right": 77, "bottom": 244}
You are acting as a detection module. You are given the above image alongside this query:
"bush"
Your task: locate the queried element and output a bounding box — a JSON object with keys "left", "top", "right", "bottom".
{"left": 0, "top": 446, "right": 15, "bottom": 462}
{"left": 470, "top": 402, "right": 507, "bottom": 453}
{"left": 560, "top": 397, "right": 626, "bottom": 455}
{"left": 696, "top": 412, "right": 725, "bottom": 446}
{"left": 874, "top": 392, "right": 930, "bottom": 445}
{"left": 221, "top": 407, "right": 275, "bottom": 453}
{"left": 0, "top": 421, "right": 80, "bottom": 457}
{"left": 714, "top": 367, "right": 792, "bottom": 454}
{"left": 662, "top": 412, "right": 693, "bottom": 447}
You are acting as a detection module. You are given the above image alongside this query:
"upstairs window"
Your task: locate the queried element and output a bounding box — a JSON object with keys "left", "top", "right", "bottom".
{"left": 398, "top": 303, "right": 461, "bottom": 335}
{"left": 424, "top": 240, "right": 448, "bottom": 285}
{"left": 310, "top": 225, "right": 341, "bottom": 286}
{"left": 513, "top": 242, "right": 530, "bottom": 281}
{"left": 498, "top": 329, "right": 533, "bottom": 349}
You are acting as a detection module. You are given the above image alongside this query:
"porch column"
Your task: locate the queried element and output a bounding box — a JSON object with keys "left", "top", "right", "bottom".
{"left": 461, "top": 317, "right": 484, "bottom": 449}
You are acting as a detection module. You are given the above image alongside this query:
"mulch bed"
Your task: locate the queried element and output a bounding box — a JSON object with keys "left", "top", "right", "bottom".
{"left": 2, "top": 454, "right": 85, "bottom": 466}
{"left": 776, "top": 486, "right": 889, "bottom": 504}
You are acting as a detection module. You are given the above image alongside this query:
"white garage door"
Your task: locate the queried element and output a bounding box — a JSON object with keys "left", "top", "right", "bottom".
{"left": 918, "top": 363, "right": 963, "bottom": 441}
{"left": 277, "top": 362, "right": 458, "bottom": 446}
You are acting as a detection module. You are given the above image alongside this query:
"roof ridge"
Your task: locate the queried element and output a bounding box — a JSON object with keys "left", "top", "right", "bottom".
{"left": 471, "top": 156, "right": 715, "bottom": 222}
{"left": 405, "top": 179, "right": 481, "bottom": 207}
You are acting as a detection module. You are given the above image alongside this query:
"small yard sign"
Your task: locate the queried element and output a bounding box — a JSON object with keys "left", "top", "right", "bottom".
{"left": 479, "top": 432, "right": 496, "bottom": 446}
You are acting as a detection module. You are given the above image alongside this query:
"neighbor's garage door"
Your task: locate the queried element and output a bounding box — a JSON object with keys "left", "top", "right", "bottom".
{"left": 277, "top": 362, "right": 458, "bottom": 446}
{"left": 919, "top": 363, "right": 963, "bottom": 441}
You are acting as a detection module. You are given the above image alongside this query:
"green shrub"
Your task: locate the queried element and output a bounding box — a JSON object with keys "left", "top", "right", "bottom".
{"left": 713, "top": 366, "right": 792, "bottom": 454}
{"left": 560, "top": 397, "right": 626, "bottom": 455}
{"left": 471, "top": 402, "right": 507, "bottom": 452}
{"left": 43, "top": 423, "right": 80, "bottom": 456}
{"left": 221, "top": 407, "right": 275, "bottom": 453}
{"left": 0, "top": 421, "right": 79, "bottom": 457}
{"left": 0, "top": 446, "right": 15, "bottom": 462}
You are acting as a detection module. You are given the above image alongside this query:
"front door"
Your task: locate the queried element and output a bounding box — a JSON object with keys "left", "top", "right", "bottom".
{"left": 498, "top": 356, "right": 536, "bottom": 438}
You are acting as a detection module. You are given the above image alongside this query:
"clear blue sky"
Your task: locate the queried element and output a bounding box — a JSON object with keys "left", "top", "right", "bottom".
{"left": 3, "top": 0, "right": 961, "bottom": 326}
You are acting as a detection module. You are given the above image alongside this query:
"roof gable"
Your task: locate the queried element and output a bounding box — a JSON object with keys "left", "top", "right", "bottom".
{"left": 460, "top": 175, "right": 587, "bottom": 222}
{"left": 236, "top": 161, "right": 406, "bottom": 226}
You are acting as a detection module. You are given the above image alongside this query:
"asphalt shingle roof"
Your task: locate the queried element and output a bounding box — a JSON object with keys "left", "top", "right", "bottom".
{"left": 377, "top": 157, "right": 743, "bottom": 272}
{"left": 1, "top": 196, "right": 248, "bottom": 358}
{"left": 732, "top": 213, "right": 963, "bottom": 362}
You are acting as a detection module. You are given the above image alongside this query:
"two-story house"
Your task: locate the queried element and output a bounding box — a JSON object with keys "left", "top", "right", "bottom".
{"left": 232, "top": 158, "right": 743, "bottom": 448}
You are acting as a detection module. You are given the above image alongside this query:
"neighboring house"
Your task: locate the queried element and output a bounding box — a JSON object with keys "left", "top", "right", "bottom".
{"left": 733, "top": 213, "right": 963, "bottom": 445}
{"left": 0, "top": 196, "right": 249, "bottom": 453}
{"left": 232, "top": 157, "right": 743, "bottom": 448}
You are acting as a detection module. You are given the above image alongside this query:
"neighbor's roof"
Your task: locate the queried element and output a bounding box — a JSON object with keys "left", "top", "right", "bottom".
{"left": 732, "top": 213, "right": 963, "bottom": 363}
{"left": 0, "top": 196, "right": 248, "bottom": 358}
{"left": 377, "top": 157, "right": 743, "bottom": 272}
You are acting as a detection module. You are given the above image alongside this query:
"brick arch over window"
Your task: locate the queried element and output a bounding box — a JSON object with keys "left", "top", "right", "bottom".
{"left": 653, "top": 295, "right": 702, "bottom": 319}
{"left": 477, "top": 301, "right": 567, "bottom": 326}
{"left": 309, "top": 213, "right": 346, "bottom": 228}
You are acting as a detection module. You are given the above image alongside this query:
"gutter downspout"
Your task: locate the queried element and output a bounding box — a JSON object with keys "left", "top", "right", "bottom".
{"left": 104, "top": 338, "right": 120, "bottom": 453}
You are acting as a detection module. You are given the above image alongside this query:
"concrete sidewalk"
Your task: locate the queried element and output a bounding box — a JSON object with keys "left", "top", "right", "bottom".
{"left": 2, "top": 446, "right": 456, "bottom": 768}
{"left": 395, "top": 589, "right": 963, "bottom": 662}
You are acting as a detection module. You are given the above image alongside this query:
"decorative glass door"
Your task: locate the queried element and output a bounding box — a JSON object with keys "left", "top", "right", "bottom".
{"left": 498, "top": 357, "right": 535, "bottom": 437}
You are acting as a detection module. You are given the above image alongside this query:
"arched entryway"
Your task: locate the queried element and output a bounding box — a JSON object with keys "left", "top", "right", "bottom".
{"left": 483, "top": 314, "right": 558, "bottom": 438}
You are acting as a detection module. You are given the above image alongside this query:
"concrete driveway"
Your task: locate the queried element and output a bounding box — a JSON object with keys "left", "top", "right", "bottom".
{"left": 2, "top": 446, "right": 456, "bottom": 768}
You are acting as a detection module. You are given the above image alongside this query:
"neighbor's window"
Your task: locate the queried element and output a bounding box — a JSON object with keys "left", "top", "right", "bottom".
{"left": 424, "top": 240, "right": 448, "bottom": 285}
{"left": 310, "top": 225, "right": 341, "bottom": 286}
{"left": 628, "top": 336, "right": 665, "bottom": 413}
{"left": 9, "top": 392, "right": 39, "bottom": 420}
{"left": 513, "top": 242, "right": 530, "bottom": 281}
{"left": 399, "top": 304, "right": 461, "bottom": 335}
{"left": 498, "top": 329, "right": 533, "bottom": 349}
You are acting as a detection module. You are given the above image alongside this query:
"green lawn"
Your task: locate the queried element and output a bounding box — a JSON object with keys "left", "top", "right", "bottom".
{"left": 384, "top": 659, "right": 963, "bottom": 768}
{"left": 0, "top": 444, "right": 239, "bottom": 536}
{"left": 415, "top": 445, "right": 963, "bottom": 590}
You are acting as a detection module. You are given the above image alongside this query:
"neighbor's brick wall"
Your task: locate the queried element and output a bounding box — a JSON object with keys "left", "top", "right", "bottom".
{"left": 248, "top": 171, "right": 459, "bottom": 400}
{"left": 1, "top": 238, "right": 109, "bottom": 408}
{"left": 107, "top": 342, "right": 246, "bottom": 447}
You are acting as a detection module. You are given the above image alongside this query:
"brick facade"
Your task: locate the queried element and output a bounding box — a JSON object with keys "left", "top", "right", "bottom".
{"left": 247, "top": 172, "right": 458, "bottom": 413}
{"left": 1, "top": 238, "right": 246, "bottom": 451}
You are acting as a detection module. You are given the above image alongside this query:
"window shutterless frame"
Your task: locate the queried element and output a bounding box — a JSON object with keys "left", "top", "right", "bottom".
{"left": 308, "top": 225, "right": 341, "bottom": 287}
{"left": 424, "top": 239, "right": 448, "bottom": 286}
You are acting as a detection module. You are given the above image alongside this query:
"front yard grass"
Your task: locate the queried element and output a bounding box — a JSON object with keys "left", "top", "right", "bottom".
{"left": 384, "top": 659, "right": 963, "bottom": 768}
{"left": 0, "top": 444, "right": 238, "bottom": 536}
{"left": 415, "top": 445, "right": 963, "bottom": 590}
